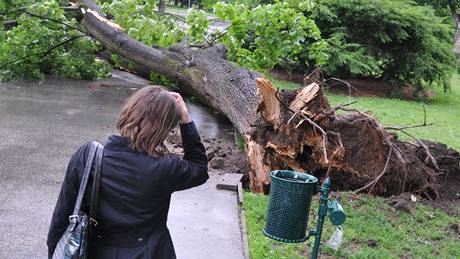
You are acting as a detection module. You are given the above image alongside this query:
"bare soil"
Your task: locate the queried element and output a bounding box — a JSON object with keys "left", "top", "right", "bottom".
{"left": 166, "top": 132, "right": 249, "bottom": 176}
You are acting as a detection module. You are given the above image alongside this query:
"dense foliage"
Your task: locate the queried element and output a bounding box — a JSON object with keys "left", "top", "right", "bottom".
{"left": 231, "top": 0, "right": 275, "bottom": 8}
{"left": 0, "top": 0, "right": 110, "bottom": 81}
{"left": 215, "top": 0, "right": 326, "bottom": 71}
{"left": 103, "top": 0, "right": 326, "bottom": 72}
{"left": 1, "top": 0, "right": 457, "bottom": 92}
{"left": 312, "top": 0, "right": 455, "bottom": 90}
{"left": 101, "top": 0, "right": 185, "bottom": 47}
{"left": 413, "top": 0, "right": 455, "bottom": 18}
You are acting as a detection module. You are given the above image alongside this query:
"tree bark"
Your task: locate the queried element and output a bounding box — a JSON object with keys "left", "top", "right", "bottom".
{"left": 77, "top": 1, "right": 460, "bottom": 198}
{"left": 158, "top": 0, "right": 166, "bottom": 12}
{"left": 449, "top": 1, "right": 460, "bottom": 55}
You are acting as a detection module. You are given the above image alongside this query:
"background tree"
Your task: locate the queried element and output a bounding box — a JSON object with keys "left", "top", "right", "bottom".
{"left": 311, "top": 0, "right": 455, "bottom": 91}
{"left": 415, "top": 0, "right": 460, "bottom": 54}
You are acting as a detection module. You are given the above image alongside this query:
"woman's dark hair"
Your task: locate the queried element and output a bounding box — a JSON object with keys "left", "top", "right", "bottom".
{"left": 116, "top": 86, "right": 181, "bottom": 157}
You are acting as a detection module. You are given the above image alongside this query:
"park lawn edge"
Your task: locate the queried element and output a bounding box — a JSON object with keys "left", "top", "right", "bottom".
{"left": 243, "top": 191, "right": 460, "bottom": 259}
{"left": 241, "top": 75, "right": 460, "bottom": 258}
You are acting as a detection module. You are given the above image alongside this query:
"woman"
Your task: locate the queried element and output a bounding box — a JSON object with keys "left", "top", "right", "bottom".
{"left": 47, "top": 86, "right": 209, "bottom": 258}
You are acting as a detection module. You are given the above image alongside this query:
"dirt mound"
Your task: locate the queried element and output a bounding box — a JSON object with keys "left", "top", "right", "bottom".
{"left": 166, "top": 133, "right": 248, "bottom": 175}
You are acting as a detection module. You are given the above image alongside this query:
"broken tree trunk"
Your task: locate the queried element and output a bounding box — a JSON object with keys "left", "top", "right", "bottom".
{"left": 78, "top": 1, "right": 460, "bottom": 198}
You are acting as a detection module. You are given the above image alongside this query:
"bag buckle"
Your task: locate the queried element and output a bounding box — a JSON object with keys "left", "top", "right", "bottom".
{"left": 69, "top": 215, "right": 79, "bottom": 223}
{"left": 89, "top": 217, "right": 98, "bottom": 227}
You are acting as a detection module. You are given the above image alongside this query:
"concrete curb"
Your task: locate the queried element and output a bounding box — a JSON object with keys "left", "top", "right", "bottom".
{"left": 237, "top": 182, "right": 251, "bottom": 259}
{"left": 215, "top": 174, "right": 250, "bottom": 259}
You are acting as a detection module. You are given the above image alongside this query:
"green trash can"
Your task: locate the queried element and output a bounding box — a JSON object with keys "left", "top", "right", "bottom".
{"left": 263, "top": 170, "right": 318, "bottom": 243}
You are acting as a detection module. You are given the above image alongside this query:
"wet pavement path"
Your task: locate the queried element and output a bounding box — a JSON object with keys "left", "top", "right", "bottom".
{"left": 0, "top": 73, "right": 243, "bottom": 259}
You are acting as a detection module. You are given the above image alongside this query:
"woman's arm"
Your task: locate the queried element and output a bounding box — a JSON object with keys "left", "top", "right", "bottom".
{"left": 168, "top": 92, "right": 209, "bottom": 191}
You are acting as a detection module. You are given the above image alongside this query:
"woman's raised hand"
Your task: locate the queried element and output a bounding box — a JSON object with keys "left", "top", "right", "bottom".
{"left": 170, "top": 92, "right": 192, "bottom": 124}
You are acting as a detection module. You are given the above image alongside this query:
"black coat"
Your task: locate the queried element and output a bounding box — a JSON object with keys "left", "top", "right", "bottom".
{"left": 47, "top": 122, "right": 209, "bottom": 259}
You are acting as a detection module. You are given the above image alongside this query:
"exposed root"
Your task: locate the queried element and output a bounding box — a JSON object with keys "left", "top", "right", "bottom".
{"left": 355, "top": 147, "right": 393, "bottom": 193}
{"left": 249, "top": 75, "right": 459, "bottom": 198}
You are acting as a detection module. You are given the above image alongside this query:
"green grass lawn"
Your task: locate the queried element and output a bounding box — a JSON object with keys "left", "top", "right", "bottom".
{"left": 244, "top": 192, "right": 460, "bottom": 259}
{"left": 243, "top": 76, "right": 460, "bottom": 258}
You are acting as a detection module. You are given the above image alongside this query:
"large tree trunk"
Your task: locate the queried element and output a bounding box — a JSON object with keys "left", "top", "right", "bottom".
{"left": 78, "top": 1, "right": 460, "bottom": 198}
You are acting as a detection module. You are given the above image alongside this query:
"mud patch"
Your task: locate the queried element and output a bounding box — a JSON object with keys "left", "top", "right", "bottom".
{"left": 445, "top": 223, "right": 459, "bottom": 236}
{"left": 387, "top": 194, "right": 414, "bottom": 213}
{"left": 166, "top": 133, "right": 249, "bottom": 175}
{"left": 365, "top": 239, "right": 378, "bottom": 248}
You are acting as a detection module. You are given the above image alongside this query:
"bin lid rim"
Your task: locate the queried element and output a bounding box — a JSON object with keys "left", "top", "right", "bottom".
{"left": 270, "top": 170, "right": 318, "bottom": 184}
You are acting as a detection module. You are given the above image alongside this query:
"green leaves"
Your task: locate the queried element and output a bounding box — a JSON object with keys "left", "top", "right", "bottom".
{"left": 215, "top": 1, "right": 325, "bottom": 71}
{"left": 0, "top": 0, "right": 110, "bottom": 81}
{"left": 186, "top": 8, "right": 210, "bottom": 43}
{"left": 102, "top": 0, "right": 184, "bottom": 48}
{"left": 312, "top": 0, "right": 455, "bottom": 90}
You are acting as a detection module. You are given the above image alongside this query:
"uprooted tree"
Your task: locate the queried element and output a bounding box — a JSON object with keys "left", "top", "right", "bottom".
{"left": 79, "top": 0, "right": 460, "bottom": 199}
{"left": 10, "top": 0, "right": 460, "bottom": 198}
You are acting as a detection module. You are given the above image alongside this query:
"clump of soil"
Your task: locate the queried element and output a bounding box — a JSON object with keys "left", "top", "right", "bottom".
{"left": 387, "top": 194, "right": 413, "bottom": 213}
{"left": 365, "top": 239, "right": 378, "bottom": 248}
{"left": 387, "top": 192, "right": 459, "bottom": 216}
{"left": 446, "top": 223, "right": 459, "bottom": 236}
{"left": 166, "top": 132, "right": 248, "bottom": 175}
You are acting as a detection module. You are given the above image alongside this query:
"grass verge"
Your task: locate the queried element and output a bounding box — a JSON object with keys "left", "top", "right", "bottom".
{"left": 243, "top": 76, "right": 460, "bottom": 258}
{"left": 244, "top": 191, "right": 460, "bottom": 259}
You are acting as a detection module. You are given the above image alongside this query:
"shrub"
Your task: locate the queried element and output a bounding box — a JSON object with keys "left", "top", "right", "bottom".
{"left": 311, "top": 0, "right": 455, "bottom": 91}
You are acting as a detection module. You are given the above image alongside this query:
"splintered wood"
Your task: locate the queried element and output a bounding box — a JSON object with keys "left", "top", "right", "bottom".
{"left": 255, "top": 78, "right": 282, "bottom": 127}
{"left": 289, "top": 83, "right": 319, "bottom": 112}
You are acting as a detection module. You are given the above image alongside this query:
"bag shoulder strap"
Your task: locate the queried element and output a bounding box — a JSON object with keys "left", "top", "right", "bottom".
{"left": 89, "top": 143, "right": 104, "bottom": 227}
{"left": 71, "top": 141, "right": 99, "bottom": 216}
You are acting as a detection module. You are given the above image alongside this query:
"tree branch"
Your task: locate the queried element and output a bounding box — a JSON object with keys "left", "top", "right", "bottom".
{"left": 384, "top": 105, "right": 434, "bottom": 130}
{"left": 3, "top": 19, "right": 17, "bottom": 28}
{"left": 154, "top": 10, "right": 187, "bottom": 23}
{"left": 3, "top": 0, "right": 86, "bottom": 33}
{"left": 74, "top": 0, "right": 104, "bottom": 17}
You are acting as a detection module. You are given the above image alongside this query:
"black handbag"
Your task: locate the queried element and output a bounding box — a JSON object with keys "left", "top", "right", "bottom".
{"left": 52, "top": 141, "right": 104, "bottom": 259}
